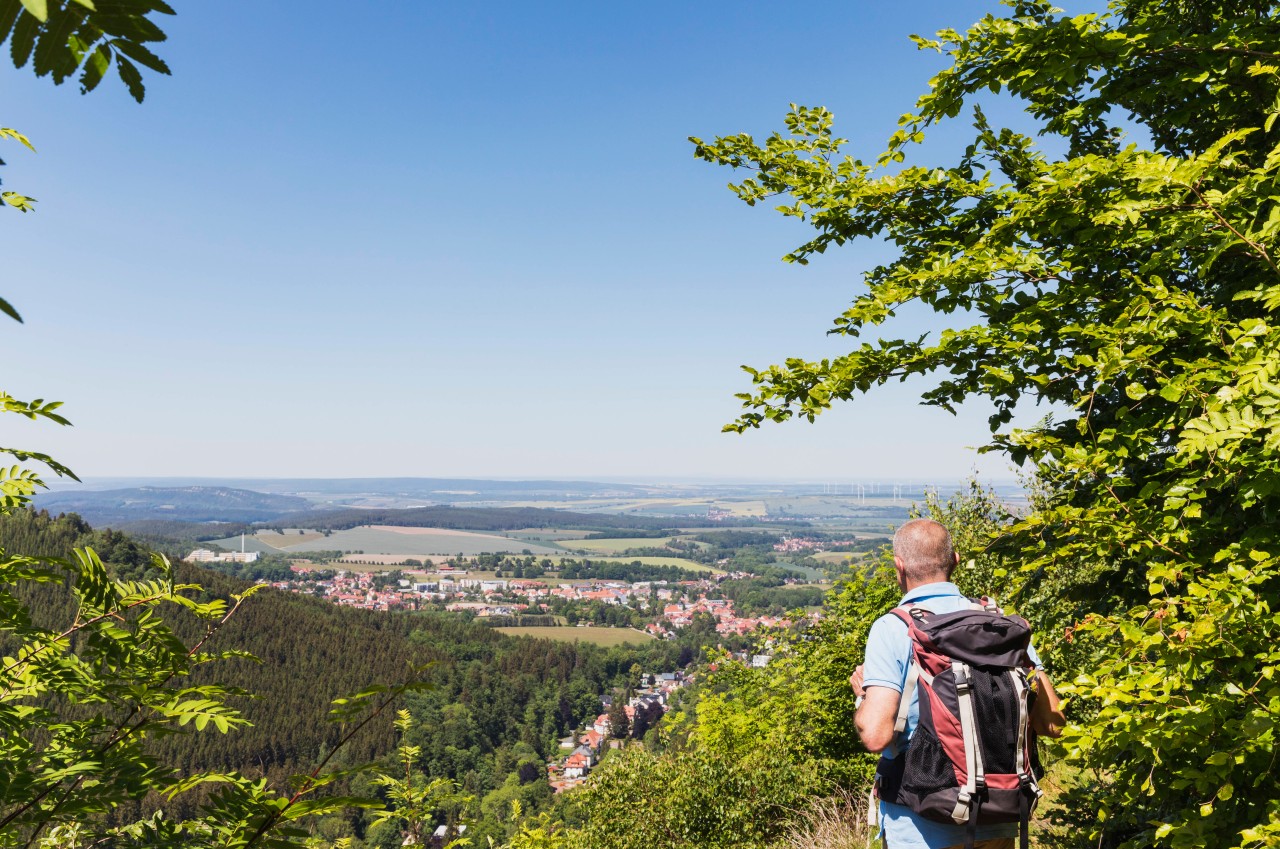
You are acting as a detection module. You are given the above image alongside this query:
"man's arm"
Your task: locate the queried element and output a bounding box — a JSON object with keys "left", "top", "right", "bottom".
{"left": 1029, "top": 670, "right": 1065, "bottom": 737}
{"left": 850, "top": 664, "right": 900, "bottom": 754}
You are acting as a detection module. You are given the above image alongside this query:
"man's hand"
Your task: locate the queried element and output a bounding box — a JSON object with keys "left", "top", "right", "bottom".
{"left": 1030, "top": 670, "right": 1066, "bottom": 737}
{"left": 850, "top": 665, "right": 866, "bottom": 698}
{"left": 851, "top": 664, "right": 899, "bottom": 753}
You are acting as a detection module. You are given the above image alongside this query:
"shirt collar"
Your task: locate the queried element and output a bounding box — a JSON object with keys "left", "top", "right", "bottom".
{"left": 899, "top": 581, "right": 963, "bottom": 606}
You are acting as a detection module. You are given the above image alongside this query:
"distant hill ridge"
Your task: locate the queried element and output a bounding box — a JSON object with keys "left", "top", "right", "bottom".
{"left": 35, "top": 487, "right": 806, "bottom": 542}
{"left": 280, "top": 504, "right": 691, "bottom": 533}
{"left": 34, "top": 485, "right": 311, "bottom": 524}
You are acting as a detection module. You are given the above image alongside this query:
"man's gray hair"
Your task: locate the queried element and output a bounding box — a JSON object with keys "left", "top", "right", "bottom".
{"left": 893, "top": 519, "right": 955, "bottom": 584}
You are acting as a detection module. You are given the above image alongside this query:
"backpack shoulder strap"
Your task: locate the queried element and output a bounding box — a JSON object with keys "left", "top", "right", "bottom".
{"left": 970, "top": 595, "right": 1002, "bottom": 613}
{"left": 888, "top": 606, "right": 935, "bottom": 735}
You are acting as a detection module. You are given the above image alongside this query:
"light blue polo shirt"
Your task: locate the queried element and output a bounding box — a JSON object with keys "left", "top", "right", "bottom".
{"left": 862, "top": 582, "right": 1042, "bottom": 848}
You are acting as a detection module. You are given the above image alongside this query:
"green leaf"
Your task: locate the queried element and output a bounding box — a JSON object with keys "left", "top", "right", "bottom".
{"left": 2, "top": 190, "right": 37, "bottom": 212}
{"left": 0, "top": 296, "right": 24, "bottom": 323}
{"left": 110, "top": 35, "right": 169, "bottom": 75}
{"left": 114, "top": 53, "right": 144, "bottom": 102}
{"left": 18, "top": 0, "right": 46, "bottom": 22}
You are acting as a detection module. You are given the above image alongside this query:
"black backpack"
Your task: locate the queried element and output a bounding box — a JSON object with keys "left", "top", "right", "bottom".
{"left": 876, "top": 598, "right": 1043, "bottom": 849}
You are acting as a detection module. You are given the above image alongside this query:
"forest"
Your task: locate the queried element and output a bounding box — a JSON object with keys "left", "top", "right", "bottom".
{"left": 0, "top": 508, "right": 683, "bottom": 846}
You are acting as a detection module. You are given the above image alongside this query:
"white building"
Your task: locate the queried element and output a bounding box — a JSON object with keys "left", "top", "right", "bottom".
{"left": 187, "top": 549, "right": 260, "bottom": 564}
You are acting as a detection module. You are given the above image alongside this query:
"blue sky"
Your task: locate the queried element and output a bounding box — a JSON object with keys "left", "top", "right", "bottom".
{"left": 4, "top": 1, "right": 1070, "bottom": 482}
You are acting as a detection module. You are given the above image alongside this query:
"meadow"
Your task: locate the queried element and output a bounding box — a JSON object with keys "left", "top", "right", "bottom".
{"left": 493, "top": 626, "right": 655, "bottom": 646}
{"left": 570, "top": 536, "right": 681, "bottom": 554}
{"left": 209, "top": 525, "right": 563, "bottom": 556}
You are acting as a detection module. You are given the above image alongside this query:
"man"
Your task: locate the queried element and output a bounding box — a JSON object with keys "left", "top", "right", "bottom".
{"left": 849, "top": 519, "right": 1065, "bottom": 849}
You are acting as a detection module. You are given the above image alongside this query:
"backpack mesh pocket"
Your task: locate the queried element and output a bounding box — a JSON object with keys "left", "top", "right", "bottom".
{"left": 971, "top": 668, "right": 1017, "bottom": 773}
{"left": 901, "top": 725, "right": 958, "bottom": 796}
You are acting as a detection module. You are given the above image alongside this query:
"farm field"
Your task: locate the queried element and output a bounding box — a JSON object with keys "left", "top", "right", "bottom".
{"left": 255, "top": 531, "right": 327, "bottom": 548}
{"left": 208, "top": 525, "right": 562, "bottom": 556}
{"left": 494, "top": 626, "right": 655, "bottom": 646}
{"left": 570, "top": 536, "right": 679, "bottom": 554}
{"left": 587, "top": 499, "right": 769, "bottom": 518}
{"left": 811, "top": 551, "right": 861, "bottom": 564}
{"left": 774, "top": 561, "right": 828, "bottom": 581}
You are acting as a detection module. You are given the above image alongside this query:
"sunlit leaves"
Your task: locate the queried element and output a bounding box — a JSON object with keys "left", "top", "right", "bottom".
{"left": 0, "top": 0, "right": 174, "bottom": 102}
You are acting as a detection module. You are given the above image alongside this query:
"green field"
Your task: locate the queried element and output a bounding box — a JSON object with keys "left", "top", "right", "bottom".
{"left": 811, "top": 551, "right": 859, "bottom": 564}
{"left": 494, "top": 626, "right": 655, "bottom": 646}
{"left": 571, "top": 536, "right": 679, "bottom": 554}
{"left": 504, "top": 529, "right": 589, "bottom": 545}
{"left": 208, "top": 526, "right": 563, "bottom": 557}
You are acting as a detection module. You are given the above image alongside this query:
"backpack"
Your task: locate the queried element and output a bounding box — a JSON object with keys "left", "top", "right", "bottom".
{"left": 876, "top": 597, "right": 1043, "bottom": 849}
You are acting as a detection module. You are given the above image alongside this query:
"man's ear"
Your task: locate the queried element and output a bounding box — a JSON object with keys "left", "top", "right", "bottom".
{"left": 893, "top": 555, "right": 907, "bottom": 590}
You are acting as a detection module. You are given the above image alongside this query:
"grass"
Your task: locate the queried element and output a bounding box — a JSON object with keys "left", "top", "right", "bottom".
{"left": 812, "top": 551, "right": 860, "bottom": 564}
{"left": 214, "top": 526, "right": 563, "bottom": 557}
{"left": 772, "top": 793, "right": 870, "bottom": 849}
{"left": 255, "top": 531, "right": 327, "bottom": 548}
{"left": 571, "top": 537, "right": 678, "bottom": 554}
{"left": 494, "top": 626, "right": 655, "bottom": 646}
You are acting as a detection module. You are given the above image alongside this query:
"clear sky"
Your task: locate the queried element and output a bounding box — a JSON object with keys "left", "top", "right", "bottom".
{"left": 4, "top": 1, "right": 1064, "bottom": 483}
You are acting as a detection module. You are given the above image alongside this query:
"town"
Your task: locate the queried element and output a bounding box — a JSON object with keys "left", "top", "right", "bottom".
{"left": 254, "top": 563, "right": 803, "bottom": 640}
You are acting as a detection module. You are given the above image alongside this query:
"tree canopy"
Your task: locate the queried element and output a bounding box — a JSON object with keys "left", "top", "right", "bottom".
{"left": 693, "top": 1, "right": 1280, "bottom": 846}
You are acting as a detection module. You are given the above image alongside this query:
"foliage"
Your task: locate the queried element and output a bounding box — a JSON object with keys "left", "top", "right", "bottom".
{"left": 693, "top": 1, "right": 1280, "bottom": 846}
{"left": 564, "top": 740, "right": 822, "bottom": 849}
{"left": 0, "top": 545, "right": 247, "bottom": 845}
{"left": 368, "top": 711, "right": 472, "bottom": 848}
{"left": 0, "top": 534, "right": 430, "bottom": 847}
{"left": 0, "top": 0, "right": 174, "bottom": 102}
{"left": 493, "top": 800, "right": 567, "bottom": 849}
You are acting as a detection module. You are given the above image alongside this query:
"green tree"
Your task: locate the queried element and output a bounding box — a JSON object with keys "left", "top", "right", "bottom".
{"left": 369, "top": 711, "right": 472, "bottom": 848}
{"left": 606, "top": 699, "right": 629, "bottom": 741}
{"left": 564, "top": 741, "right": 820, "bottom": 849}
{"left": 693, "top": 1, "right": 1280, "bottom": 846}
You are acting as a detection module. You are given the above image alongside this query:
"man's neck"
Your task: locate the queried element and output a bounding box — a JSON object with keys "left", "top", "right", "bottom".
{"left": 902, "top": 576, "right": 952, "bottom": 593}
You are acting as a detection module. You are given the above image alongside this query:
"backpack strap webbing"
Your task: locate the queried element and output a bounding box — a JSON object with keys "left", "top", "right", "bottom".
{"left": 1010, "top": 667, "right": 1042, "bottom": 849}
{"left": 1012, "top": 669, "right": 1029, "bottom": 776}
{"left": 893, "top": 662, "right": 935, "bottom": 735}
{"left": 888, "top": 607, "right": 934, "bottom": 738}
{"left": 895, "top": 662, "right": 919, "bottom": 734}
{"left": 1020, "top": 791, "right": 1030, "bottom": 849}
{"left": 950, "top": 660, "right": 985, "bottom": 827}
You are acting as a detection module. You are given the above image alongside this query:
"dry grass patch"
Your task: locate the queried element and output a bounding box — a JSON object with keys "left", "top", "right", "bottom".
{"left": 493, "top": 626, "right": 655, "bottom": 646}
{"left": 773, "top": 792, "right": 872, "bottom": 849}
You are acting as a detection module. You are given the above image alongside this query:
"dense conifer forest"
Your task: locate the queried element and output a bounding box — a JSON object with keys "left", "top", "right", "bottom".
{"left": 0, "top": 509, "right": 676, "bottom": 839}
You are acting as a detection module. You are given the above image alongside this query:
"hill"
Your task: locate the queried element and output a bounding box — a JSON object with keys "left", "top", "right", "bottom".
{"left": 277, "top": 504, "right": 771, "bottom": 533}
{"left": 33, "top": 486, "right": 310, "bottom": 524}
